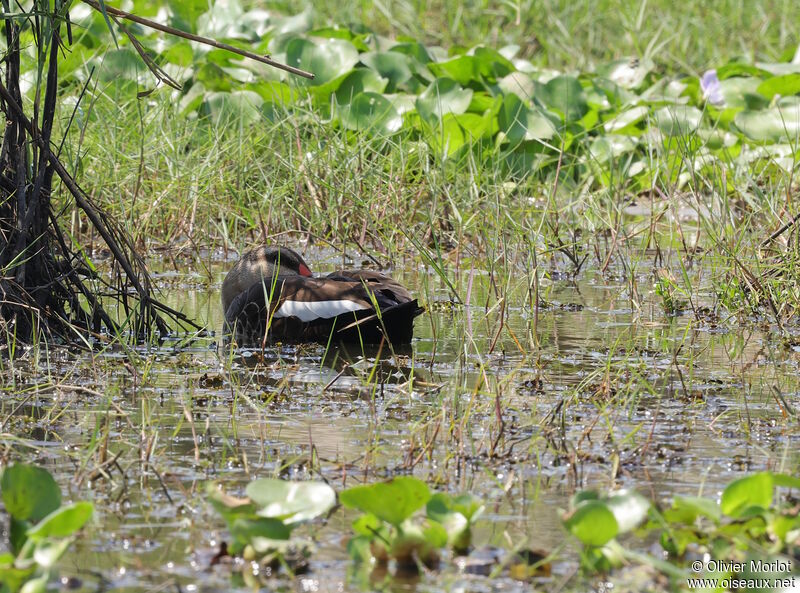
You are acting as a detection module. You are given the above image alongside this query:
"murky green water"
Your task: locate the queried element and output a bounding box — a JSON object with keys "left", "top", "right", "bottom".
{"left": 2, "top": 248, "right": 799, "bottom": 591}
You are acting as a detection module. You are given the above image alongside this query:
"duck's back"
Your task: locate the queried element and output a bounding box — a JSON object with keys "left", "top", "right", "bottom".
{"left": 224, "top": 271, "right": 423, "bottom": 345}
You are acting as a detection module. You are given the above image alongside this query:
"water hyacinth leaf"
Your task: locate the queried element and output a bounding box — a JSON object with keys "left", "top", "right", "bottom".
{"left": 416, "top": 78, "right": 473, "bottom": 122}
{"left": 721, "top": 472, "right": 773, "bottom": 517}
{"left": 757, "top": 74, "right": 800, "bottom": 100}
{"left": 589, "top": 135, "right": 638, "bottom": 164}
{"left": 425, "top": 114, "right": 467, "bottom": 156}
{"left": 604, "top": 106, "right": 648, "bottom": 133}
{"left": 32, "top": 538, "right": 73, "bottom": 569}
{"left": 285, "top": 38, "right": 359, "bottom": 85}
{"left": 202, "top": 90, "right": 264, "bottom": 126}
{"left": 390, "top": 42, "right": 433, "bottom": 65}
{"left": 0, "top": 556, "right": 36, "bottom": 593}
{"left": 604, "top": 490, "right": 650, "bottom": 533}
{"left": 333, "top": 68, "right": 388, "bottom": 104}
{"left": 498, "top": 93, "right": 557, "bottom": 145}
{"left": 95, "top": 49, "right": 143, "bottom": 83}
{"left": 498, "top": 71, "right": 535, "bottom": 101}
{"left": 564, "top": 500, "right": 618, "bottom": 546}
{"left": 167, "top": 0, "right": 209, "bottom": 33}
{"left": 428, "top": 49, "right": 513, "bottom": 86}
{"left": 339, "top": 477, "right": 431, "bottom": 526}
{"left": 598, "top": 58, "right": 652, "bottom": 89}
{"left": 1, "top": 464, "right": 61, "bottom": 523}
{"left": 25, "top": 502, "right": 93, "bottom": 541}
{"left": 246, "top": 479, "right": 336, "bottom": 525}
{"left": 772, "top": 474, "right": 800, "bottom": 490}
{"left": 19, "top": 574, "right": 47, "bottom": 593}
{"left": 671, "top": 496, "right": 722, "bottom": 523}
{"left": 537, "top": 75, "right": 588, "bottom": 122}
{"left": 196, "top": 63, "right": 233, "bottom": 92}
{"left": 229, "top": 517, "right": 292, "bottom": 553}
{"left": 361, "top": 51, "right": 414, "bottom": 92}
{"left": 338, "top": 92, "right": 402, "bottom": 135}
{"left": 196, "top": 0, "right": 248, "bottom": 39}
{"left": 653, "top": 106, "right": 703, "bottom": 135}
{"left": 733, "top": 106, "right": 800, "bottom": 142}
{"left": 717, "top": 76, "right": 763, "bottom": 108}
{"left": 271, "top": 9, "right": 314, "bottom": 36}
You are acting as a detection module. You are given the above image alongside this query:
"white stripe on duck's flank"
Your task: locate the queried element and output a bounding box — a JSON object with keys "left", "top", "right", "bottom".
{"left": 274, "top": 299, "right": 368, "bottom": 322}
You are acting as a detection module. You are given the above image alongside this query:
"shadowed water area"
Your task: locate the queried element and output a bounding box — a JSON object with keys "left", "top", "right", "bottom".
{"left": 1, "top": 247, "right": 799, "bottom": 592}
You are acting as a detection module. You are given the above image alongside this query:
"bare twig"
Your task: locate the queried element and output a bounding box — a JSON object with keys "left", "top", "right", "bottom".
{"left": 80, "top": 0, "right": 315, "bottom": 80}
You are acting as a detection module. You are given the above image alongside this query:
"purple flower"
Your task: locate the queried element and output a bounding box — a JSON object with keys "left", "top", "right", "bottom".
{"left": 700, "top": 70, "right": 724, "bottom": 106}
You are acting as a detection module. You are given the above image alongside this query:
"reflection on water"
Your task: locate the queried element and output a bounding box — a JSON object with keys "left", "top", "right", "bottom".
{"left": 1, "top": 253, "right": 799, "bottom": 592}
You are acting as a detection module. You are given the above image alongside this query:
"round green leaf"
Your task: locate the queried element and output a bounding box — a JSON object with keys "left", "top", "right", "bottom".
{"left": 361, "top": 51, "right": 414, "bottom": 93}
{"left": 537, "top": 75, "right": 588, "bottom": 122}
{"left": 285, "top": 38, "right": 359, "bottom": 85}
{"left": 0, "top": 464, "right": 61, "bottom": 523}
{"left": 202, "top": 90, "right": 263, "bottom": 126}
{"left": 338, "top": 92, "right": 402, "bottom": 135}
{"left": 333, "top": 69, "right": 388, "bottom": 104}
{"left": 498, "top": 93, "right": 557, "bottom": 145}
{"left": 498, "top": 71, "right": 534, "bottom": 101}
{"left": 757, "top": 74, "right": 800, "bottom": 100}
{"left": 340, "top": 477, "right": 431, "bottom": 526}
{"left": 653, "top": 106, "right": 703, "bottom": 135}
{"left": 416, "top": 78, "right": 473, "bottom": 122}
{"left": 721, "top": 472, "right": 774, "bottom": 517}
{"left": 246, "top": 479, "right": 336, "bottom": 525}
{"left": 604, "top": 106, "right": 649, "bottom": 133}
{"left": 26, "top": 502, "right": 93, "bottom": 541}
{"left": 229, "top": 517, "right": 292, "bottom": 554}
{"left": 733, "top": 107, "right": 800, "bottom": 142}
{"left": 564, "top": 501, "right": 619, "bottom": 546}
{"left": 604, "top": 490, "right": 650, "bottom": 533}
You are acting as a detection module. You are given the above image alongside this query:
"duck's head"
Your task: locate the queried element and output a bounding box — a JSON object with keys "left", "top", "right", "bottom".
{"left": 221, "top": 246, "right": 312, "bottom": 313}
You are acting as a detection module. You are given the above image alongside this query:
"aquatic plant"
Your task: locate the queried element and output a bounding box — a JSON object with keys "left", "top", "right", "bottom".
{"left": 0, "top": 463, "right": 93, "bottom": 593}
{"left": 207, "top": 478, "right": 335, "bottom": 571}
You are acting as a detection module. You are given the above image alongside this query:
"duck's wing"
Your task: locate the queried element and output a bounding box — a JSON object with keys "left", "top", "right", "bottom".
{"left": 225, "top": 276, "right": 382, "bottom": 325}
{"left": 325, "top": 270, "right": 414, "bottom": 304}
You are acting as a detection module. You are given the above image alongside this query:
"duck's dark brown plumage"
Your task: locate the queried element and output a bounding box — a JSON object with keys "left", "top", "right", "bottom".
{"left": 222, "top": 246, "right": 423, "bottom": 345}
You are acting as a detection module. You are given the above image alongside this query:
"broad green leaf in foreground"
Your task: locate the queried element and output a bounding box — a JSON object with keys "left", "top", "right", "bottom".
{"left": 26, "top": 502, "right": 93, "bottom": 541}
{"left": 246, "top": 479, "right": 336, "bottom": 525}
{"left": 340, "top": 476, "right": 431, "bottom": 526}
{"left": 0, "top": 464, "right": 61, "bottom": 523}
{"left": 564, "top": 500, "right": 619, "bottom": 546}
{"left": 721, "top": 472, "right": 773, "bottom": 517}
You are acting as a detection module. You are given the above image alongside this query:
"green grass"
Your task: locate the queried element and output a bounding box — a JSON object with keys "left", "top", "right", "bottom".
{"left": 258, "top": 0, "right": 797, "bottom": 72}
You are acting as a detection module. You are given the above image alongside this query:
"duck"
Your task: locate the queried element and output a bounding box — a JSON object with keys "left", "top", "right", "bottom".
{"left": 221, "top": 246, "right": 424, "bottom": 345}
